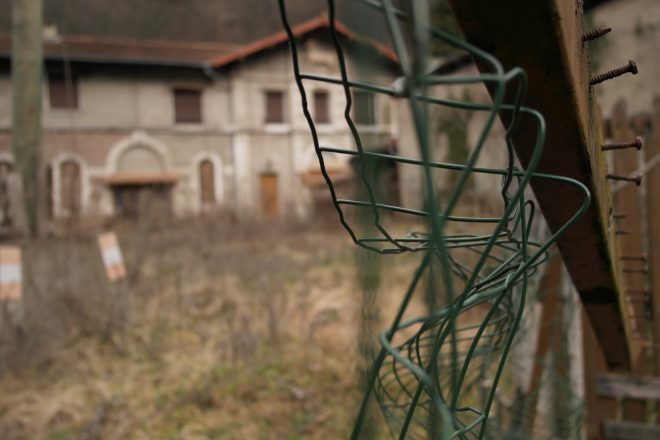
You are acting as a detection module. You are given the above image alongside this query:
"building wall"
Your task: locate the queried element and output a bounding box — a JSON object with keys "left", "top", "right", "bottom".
{"left": 396, "top": 63, "right": 507, "bottom": 215}
{"left": 226, "top": 38, "right": 397, "bottom": 220}
{"left": 0, "top": 64, "right": 235, "bottom": 220}
{"left": 0, "top": 36, "right": 400, "bottom": 223}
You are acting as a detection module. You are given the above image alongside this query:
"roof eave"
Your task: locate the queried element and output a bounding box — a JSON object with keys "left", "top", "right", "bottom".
{"left": 208, "top": 14, "right": 399, "bottom": 69}
{"left": 0, "top": 52, "right": 207, "bottom": 69}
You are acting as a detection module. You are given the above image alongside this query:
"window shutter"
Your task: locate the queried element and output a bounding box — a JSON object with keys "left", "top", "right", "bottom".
{"left": 314, "top": 90, "right": 330, "bottom": 123}
{"left": 265, "top": 91, "right": 284, "bottom": 123}
{"left": 48, "top": 75, "right": 79, "bottom": 109}
{"left": 174, "top": 89, "right": 202, "bottom": 123}
{"left": 353, "top": 91, "right": 375, "bottom": 125}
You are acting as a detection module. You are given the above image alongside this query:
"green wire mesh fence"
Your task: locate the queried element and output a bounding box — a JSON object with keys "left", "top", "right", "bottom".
{"left": 491, "top": 254, "right": 585, "bottom": 440}
{"left": 277, "top": 0, "right": 591, "bottom": 438}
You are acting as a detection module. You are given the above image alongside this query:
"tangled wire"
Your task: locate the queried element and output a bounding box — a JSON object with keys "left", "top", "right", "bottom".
{"left": 278, "top": 0, "right": 590, "bottom": 438}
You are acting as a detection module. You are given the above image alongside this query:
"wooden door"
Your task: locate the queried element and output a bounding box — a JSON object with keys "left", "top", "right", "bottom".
{"left": 60, "top": 160, "right": 81, "bottom": 217}
{"left": 112, "top": 186, "right": 139, "bottom": 218}
{"left": 112, "top": 184, "right": 172, "bottom": 219}
{"left": 199, "top": 159, "right": 216, "bottom": 205}
{"left": 46, "top": 166, "right": 54, "bottom": 219}
{"left": 0, "top": 161, "right": 12, "bottom": 226}
{"left": 260, "top": 173, "right": 279, "bottom": 218}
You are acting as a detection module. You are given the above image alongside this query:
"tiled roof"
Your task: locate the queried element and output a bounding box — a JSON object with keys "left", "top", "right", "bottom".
{"left": 208, "top": 14, "right": 398, "bottom": 68}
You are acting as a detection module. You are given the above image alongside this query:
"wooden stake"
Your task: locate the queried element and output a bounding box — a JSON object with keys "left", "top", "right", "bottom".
{"left": 11, "top": 0, "right": 43, "bottom": 237}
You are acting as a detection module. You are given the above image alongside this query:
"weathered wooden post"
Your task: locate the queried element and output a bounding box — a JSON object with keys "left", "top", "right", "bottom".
{"left": 11, "top": 0, "right": 43, "bottom": 237}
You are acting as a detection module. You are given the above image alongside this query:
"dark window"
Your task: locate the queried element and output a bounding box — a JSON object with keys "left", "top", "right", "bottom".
{"left": 265, "top": 91, "right": 285, "bottom": 123}
{"left": 48, "top": 73, "right": 79, "bottom": 109}
{"left": 314, "top": 90, "right": 330, "bottom": 123}
{"left": 174, "top": 89, "right": 202, "bottom": 123}
{"left": 353, "top": 91, "right": 375, "bottom": 125}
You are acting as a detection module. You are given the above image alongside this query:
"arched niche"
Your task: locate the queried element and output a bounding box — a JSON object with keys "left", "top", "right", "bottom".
{"left": 116, "top": 144, "right": 165, "bottom": 174}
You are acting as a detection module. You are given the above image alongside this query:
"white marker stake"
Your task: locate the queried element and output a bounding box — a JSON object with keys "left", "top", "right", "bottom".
{"left": 0, "top": 246, "right": 22, "bottom": 301}
{"left": 98, "top": 232, "right": 127, "bottom": 282}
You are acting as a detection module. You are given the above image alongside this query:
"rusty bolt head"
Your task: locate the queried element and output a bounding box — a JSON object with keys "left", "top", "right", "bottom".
{"left": 629, "top": 60, "right": 638, "bottom": 74}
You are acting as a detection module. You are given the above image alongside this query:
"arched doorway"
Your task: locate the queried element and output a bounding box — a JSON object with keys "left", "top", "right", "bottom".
{"left": 110, "top": 144, "right": 174, "bottom": 219}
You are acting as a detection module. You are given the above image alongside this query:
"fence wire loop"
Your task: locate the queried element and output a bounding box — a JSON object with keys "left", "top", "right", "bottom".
{"left": 278, "top": 0, "right": 590, "bottom": 438}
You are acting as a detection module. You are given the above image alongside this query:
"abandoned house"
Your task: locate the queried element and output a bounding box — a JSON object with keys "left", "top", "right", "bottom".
{"left": 0, "top": 6, "right": 401, "bottom": 225}
{"left": 1, "top": 0, "right": 579, "bottom": 227}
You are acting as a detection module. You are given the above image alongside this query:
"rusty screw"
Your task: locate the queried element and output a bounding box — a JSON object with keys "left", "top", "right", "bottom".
{"left": 606, "top": 173, "right": 642, "bottom": 185}
{"left": 602, "top": 136, "right": 643, "bottom": 151}
{"left": 583, "top": 27, "right": 612, "bottom": 42}
{"left": 590, "top": 60, "right": 638, "bottom": 85}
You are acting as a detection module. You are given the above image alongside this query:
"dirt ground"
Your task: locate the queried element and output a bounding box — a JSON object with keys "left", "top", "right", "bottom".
{"left": 0, "top": 217, "right": 423, "bottom": 440}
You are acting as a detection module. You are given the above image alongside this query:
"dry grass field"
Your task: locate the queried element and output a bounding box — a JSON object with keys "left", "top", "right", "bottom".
{"left": 0, "top": 217, "right": 424, "bottom": 440}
